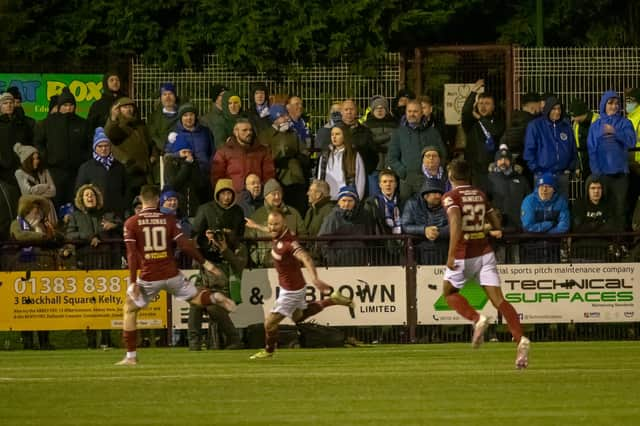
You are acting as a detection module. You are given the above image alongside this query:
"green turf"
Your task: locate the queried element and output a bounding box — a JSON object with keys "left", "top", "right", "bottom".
{"left": 1, "top": 342, "right": 638, "bottom": 426}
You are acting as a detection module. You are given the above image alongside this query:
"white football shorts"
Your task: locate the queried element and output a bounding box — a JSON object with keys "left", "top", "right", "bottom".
{"left": 271, "top": 287, "right": 308, "bottom": 318}
{"left": 128, "top": 272, "right": 198, "bottom": 308}
{"left": 444, "top": 252, "right": 501, "bottom": 289}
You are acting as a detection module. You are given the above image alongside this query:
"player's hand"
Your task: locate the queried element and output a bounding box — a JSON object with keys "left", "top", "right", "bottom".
{"left": 489, "top": 229, "right": 503, "bottom": 239}
{"left": 203, "top": 260, "right": 222, "bottom": 276}
{"left": 90, "top": 236, "right": 100, "bottom": 247}
{"left": 446, "top": 256, "right": 457, "bottom": 270}
{"left": 312, "top": 278, "right": 331, "bottom": 294}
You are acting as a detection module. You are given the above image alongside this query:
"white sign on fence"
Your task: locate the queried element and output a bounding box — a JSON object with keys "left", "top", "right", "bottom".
{"left": 416, "top": 263, "right": 638, "bottom": 325}
{"left": 172, "top": 267, "right": 407, "bottom": 329}
{"left": 444, "top": 83, "right": 483, "bottom": 125}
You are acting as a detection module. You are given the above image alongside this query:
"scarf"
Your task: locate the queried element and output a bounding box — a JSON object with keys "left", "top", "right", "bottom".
{"left": 422, "top": 165, "right": 444, "bottom": 180}
{"left": 375, "top": 193, "right": 401, "bottom": 234}
{"left": 17, "top": 216, "right": 36, "bottom": 262}
{"left": 93, "top": 152, "right": 114, "bottom": 170}
{"left": 256, "top": 103, "right": 270, "bottom": 118}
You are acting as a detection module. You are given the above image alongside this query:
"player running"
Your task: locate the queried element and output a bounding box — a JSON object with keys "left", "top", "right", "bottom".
{"left": 116, "top": 185, "right": 236, "bottom": 365}
{"left": 441, "top": 159, "right": 530, "bottom": 369}
{"left": 246, "top": 209, "right": 354, "bottom": 359}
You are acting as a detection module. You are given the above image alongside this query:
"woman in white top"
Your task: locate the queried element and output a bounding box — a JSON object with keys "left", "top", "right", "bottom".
{"left": 316, "top": 124, "right": 365, "bottom": 200}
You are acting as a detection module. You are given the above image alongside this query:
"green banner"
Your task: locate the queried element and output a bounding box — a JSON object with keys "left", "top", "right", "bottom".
{"left": 0, "top": 73, "right": 104, "bottom": 120}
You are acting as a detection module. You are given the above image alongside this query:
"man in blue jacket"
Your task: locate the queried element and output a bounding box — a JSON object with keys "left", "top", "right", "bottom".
{"left": 523, "top": 96, "right": 577, "bottom": 198}
{"left": 587, "top": 90, "right": 636, "bottom": 229}
{"left": 520, "top": 173, "right": 570, "bottom": 262}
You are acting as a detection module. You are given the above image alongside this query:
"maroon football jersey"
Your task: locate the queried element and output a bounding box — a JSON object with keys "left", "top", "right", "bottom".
{"left": 442, "top": 185, "right": 493, "bottom": 259}
{"left": 271, "top": 229, "right": 306, "bottom": 291}
{"left": 124, "top": 208, "right": 199, "bottom": 283}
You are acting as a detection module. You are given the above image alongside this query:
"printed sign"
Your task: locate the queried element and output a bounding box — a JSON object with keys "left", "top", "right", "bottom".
{"left": 0, "top": 270, "right": 167, "bottom": 331}
{"left": 417, "top": 263, "right": 638, "bottom": 324}
{"left": 0, "top": 73, "right": 104, "bottom": 120}
{"left": 172, "top": 267, "right": 407, "bottom": 328}
{"left": 443, "top": 83, "right": 483, "bottom": 125}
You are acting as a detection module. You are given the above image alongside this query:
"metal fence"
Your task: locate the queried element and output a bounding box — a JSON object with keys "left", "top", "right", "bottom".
{"left": 130, "top": 54, "right": 401, "bottom": 132}
{"left": 512, "top": 47, "right": 640, "bottom": 110}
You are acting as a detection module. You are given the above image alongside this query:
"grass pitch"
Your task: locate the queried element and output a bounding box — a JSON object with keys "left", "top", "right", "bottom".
{"left": 1, "top": 342, "right": 638, "bottom": 426}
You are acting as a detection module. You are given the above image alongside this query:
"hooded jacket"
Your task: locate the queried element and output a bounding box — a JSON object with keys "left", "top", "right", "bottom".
{"left": 65, "top": 184, "right": 122, "bottom": 241}
{"left": 386, "top": 121, "right": 445, "bottom": 180}
{"left": 520, "top": 181, "right": 570, "bottom": 234}
{"left": 87, "top": 72, "right": 125, "bottom": 132}
{"left": 487, "top": 162, "right": 530, "bottom": 232}
{"left": 172, "top": 118, "right": 214, "bottom": 176}
{"left": 10, "top": 194, "right": 54, "bottom": 241}
{"left": 572, "top": 175, "right": 619, "bottom": 233}
{"left": 523, "top": 96, "right": 577, "bottom": 175}
{"left": 247, "top": 83, "right": 271, "bottom": 134}
{"left": 401, "top": 179, "right": 449, "bottom": 238}
{"left": 210, "top": 91, "right": 245, "bottom": 149}
{"left": 587, "top": 90, "right": 636, "bottom": 175}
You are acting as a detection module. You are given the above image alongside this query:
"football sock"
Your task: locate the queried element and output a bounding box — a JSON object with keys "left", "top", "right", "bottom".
{"left": 445, "top": 293, "right": 480, "bottom": 322}
{"left": 265, "top": 325, "right": 278, "bottom": 354}
{"left": 126, "top": 351, "right": 137, "bottom": 359}
{"left": 498, "top": 301, "right": 523, "bottom": 343}
{"left": 123, "top": 330, "right": 137, "bottom": 353}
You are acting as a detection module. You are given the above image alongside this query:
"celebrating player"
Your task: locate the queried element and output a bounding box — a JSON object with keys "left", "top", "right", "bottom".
{"left": 441, "top": 159, "right": 530, "bottom": 369}
{"left": 116, "top": 185, "right": 236, "bottom": 365}
{"left": 246, "top": 209, "right": 354, "bottom": 359}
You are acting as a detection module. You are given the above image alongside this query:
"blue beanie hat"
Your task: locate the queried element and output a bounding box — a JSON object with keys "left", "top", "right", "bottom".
{"left": 336, "top": 185, "right": 359, "bottom": 202}
{"left": 93, "top": 127, "right": 110, "bottom": 150}
{"left": 269, "top": 104, "right": 288, "bottom": 122}
{"left": 167, "top": 133, "right": 193, "bottom": 154}
{"left": 537, "top": 172, "right": 556, "bottom": 188}
{"left": 160, "top": 188, "right": 179, "bottom": 206}
{"left": 160, "top": 82, "right": 176, "bottom": 95}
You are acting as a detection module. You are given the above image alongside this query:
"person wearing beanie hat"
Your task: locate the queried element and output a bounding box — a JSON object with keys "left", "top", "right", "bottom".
{"left": 13, "top": 142, "right": 58, "bottom": 228}
{"left": 147, "top": 83, "right": 179, "bottom": 184}
{"left": 160, "top": 82, "right": 176, "bottom": 96}
{"left": 159, "top": 188, "right": 179, "bottom": 213}
{"left": 421, "top": 145, "right": 450, "bottom": 193}
{"left": 521, "top": 170, "right": 569, "bottom": 234}
{"left": 207, "top": 90, "right": 244, "bottom": 150}
{"left": 75, "top": 126, "right": 127, "bottom": 218}
{"left": 262, "top": 178, "right": 282, "bottom": 198}
{"left": 171, "top": 101, "right": 213, "bottom": 176}
{"left": 488, "top": 144, "right": 530, "bottom": 233}
{"left": 336, "top": 184, "right": 359, "bottom": 203}
{"left": 163, "top": 131, "right": 204, "bottom": 217}
{"left": 88, "top": 70, "right": 125, "bottom": 131}
{"left": 0, "top": 93, "right": 15, "bottom": 120}
{"left": 268, "top": 104, "right": 288, "bottom": 123}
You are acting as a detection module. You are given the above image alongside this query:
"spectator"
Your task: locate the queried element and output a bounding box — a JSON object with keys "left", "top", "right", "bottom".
{"left": 587, "top": 90, "right": 636, "bottom": 229}
{"left": 401, "top": 179, "right": 449, "bottom": 264}
{"left": 211, "top": 90, "right": 244, "bottom": 149}
{"left": 417, "top": 95, "right": 445, "bottom": 141}
{"left": 168, "top": 102, "right": 214, "bottom": 177}
{"left": 189, "top": 222, "right": 247, "bottom": 350}
{"left": 317, "top": 185, "right": 375, "bottom": 266}
{"left": 501, "top": 92, "right": 540, "bottom": 159}
{"left": 316, "top": 123, "right": 366, "bottom": 201}
{"left": 523, "top": 95, "right": 577, "bottom": 198}
{"left": 159, "top": 188, "right": 193, "bottom": 267}
{"left": 147, "top": 82, "right": 180, "bottom": 183}
{"left": 10, "top": 194, "right": 57, "bottom": 350}
{"left": 286, "top": 95, "right": 311, "bottom": 149}
{"left": 199, "top": 84, "right": 227, "bottom": 141}
{"left": 387, "top": 99, "right": 446, "bottom": 202}
{"left": 625, "top": 88, "right": 640, "bottom": 224}
{"left": 192, "top": 178, "right": 246, "bottom": 249}
{"left": 420, "top": 145, "right": 451, "bottom": 193}
{"left": 365, "top": 169, "right": 402, "bottom": 236}
{"left": 34, "top": 87, "right": 90, "bottom": 207}
{"left": 66, "top": 184, "right": 121, "bottom": 348}
{"left": 244, "top": 178, "right": 304, "bottom": 266}
{"left": 340, "top": 99, "right": 377, "bottom": 190}
{"left": 572, "top": 176, "right": 620, "bottom": 261}
{"left": 391, "top": 88, "right": 414, "bottom": 124}
{"left": 104, "top": 96, "right": 152, "bottom": 205}
{"left": 87, "top": 71, "right": 125, "bottom": 133}
{"left": 303, "top": 179, "right": 334, "bottom": 237}
{"left": 0, "top": 176, "right": 19, "bottom": 241}
{"left": 315, "top": 101, "right": 342, "bottom": 151}
{"left": 65, "top": 183, "right": 122, "bottom": 268}
{"left": 461, "top": 79, "right": 505, "bottom": 191}
{"left": 567, "top": 98, "right": 598, "bottom": 177}
{"left": 6, "top": 86, "right": 36, "bottom": 132}
{"left": 487, "top": 146, "right": 530, "bottom": 233}
{"left": 237, "top": 173, "right": 264, "bottom": 217}
{"left": 163, "top": 133, "right": 207, "bottom": 218}
{"left": 75, "top": 127, "right": 127, "bottom": 218}
{"left": 520, "top": 173, "right": 570, "bottom": 262}
{"left": 364, "top": 96, "right": 398, "bottom": 196}
{"left": 210, "top": 118, "right": 275, "bottom": 193}
{"left": 247, "top": 83, "right": 271, "bottom": 134}
{"left": 13, "top": 143, "right": 57, "bottom": 227}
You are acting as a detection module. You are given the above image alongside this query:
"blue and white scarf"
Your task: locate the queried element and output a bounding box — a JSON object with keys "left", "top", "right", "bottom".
{"left": 93, "top": 151, "right": 114, "bottom": 170}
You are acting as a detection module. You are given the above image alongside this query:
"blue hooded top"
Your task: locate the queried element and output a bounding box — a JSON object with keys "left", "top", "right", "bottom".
{"left": 523, "top": 96, "right": 577, "bottom": 175}
{"left": 587, "top": 90, "right": 636, "bottom": 175}
{"left": 520, "top": 173, "right": 570, "bottom": 234}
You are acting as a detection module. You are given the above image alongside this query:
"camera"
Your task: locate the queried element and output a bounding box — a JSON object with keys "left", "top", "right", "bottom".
{"left": 212, "top": 229, "right": 225, "bottom": 243}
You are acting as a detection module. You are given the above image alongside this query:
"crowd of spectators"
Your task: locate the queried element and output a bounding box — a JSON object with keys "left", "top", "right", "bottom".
{"left": 1, "top": 74, "right": 640, "bottom": 277}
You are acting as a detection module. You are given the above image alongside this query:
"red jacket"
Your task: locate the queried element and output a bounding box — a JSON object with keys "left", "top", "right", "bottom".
{"left": 210, "top": 137, "right": 275, "bottom": 193}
